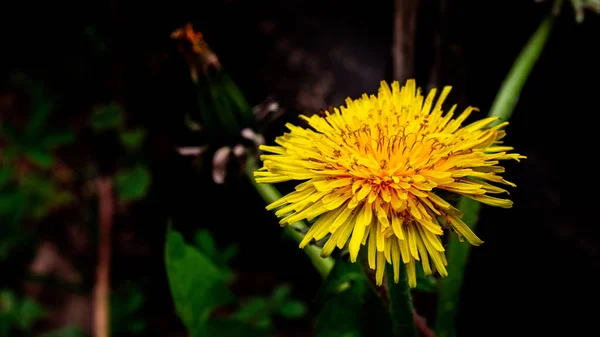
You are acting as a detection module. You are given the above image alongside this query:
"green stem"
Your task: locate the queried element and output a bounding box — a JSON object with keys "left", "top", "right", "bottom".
{"left": 488, "top": 14, "right": 555, "bottom": 126}
{"left": 434, "top": 198, "right": 480, "bottom": 337}
{"left": 434, "top": 14, "right": 555, "bottom": 337}
{"left": 386, "top": 265, "right": 417, "bottom": 337}
{"left": 244, "top": 158, "right": 334, "bottom": 279}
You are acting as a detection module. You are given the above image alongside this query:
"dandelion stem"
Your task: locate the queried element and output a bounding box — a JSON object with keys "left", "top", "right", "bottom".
{"left": 245, "top": 157, "right": 334, "bottom": 279}
{"left": 434, "top": 14, "right": 555, "bottom": 337}
{"left": 386, "top": 265, "right": 417, "bottom": 337}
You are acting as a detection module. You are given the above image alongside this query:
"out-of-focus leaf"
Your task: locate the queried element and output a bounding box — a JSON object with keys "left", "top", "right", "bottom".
{"left": 111, "top": 282, "right": 146, "bottom": 336}
{"left": 315, "top": 260, "right": 394, "bottom": 337}
{"left": 222, "top": 244, "right": 238, "bottom": 264}
{"left": 89, "top": 103, "right": 125, "bottom": 131}
{"left": 17, "top": 298, "right": 46, "bottom": 330}
{"left": 119, "top": 128, "right": 146, "bottom": 151}
{"left": 0, "top": 290, "right": 46, "bottom": 334}
{"left": 42, "top": 131, "right": 75, "bottom": 149}
{"left": 114, "top": 165, "right": 151, "bottom": 202}
{"left": 270, "top": 284, "right": 291, "bottom": 308}
{"left": 165, "top": 227, "right": 235, "bottom": 335}
{"left": 25, "top": 148, "right": 55, "bottom": 169}
{"left": 278, "top": 300, "right": 306, "bottom": 319}
{"left": 194, "top": 229, "right": 217, "bottom": 259}
{"left": 232, "top": 297, "right": 270, "bottom": 325}
{"left": 0, "top": 190, "right": 26, "bottom": 217}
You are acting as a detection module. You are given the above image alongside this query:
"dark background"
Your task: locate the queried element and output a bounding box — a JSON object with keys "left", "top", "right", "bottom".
{"left": 2, "top": 0, "right": 599, "bottom": 336}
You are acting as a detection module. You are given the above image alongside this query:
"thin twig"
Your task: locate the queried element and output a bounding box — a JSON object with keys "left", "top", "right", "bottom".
{"left": 94, "top": 178, "right": 114, "bottom": 337}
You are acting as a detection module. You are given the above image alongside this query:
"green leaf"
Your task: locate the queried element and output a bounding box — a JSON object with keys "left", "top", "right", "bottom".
{"left": 0, "top": 290, "right": 46, "bottom": 333}
{"left": 165, "top": 227, "right": 235, "bottom": 335}
{"left": 222, "top": 244, "right": 238, "bottom": 264}
{"left": 119, "top": 128, "right": 146, "bottom": 152}
{"left": 270, "top": 284, "right": 291, "bottom": 308}
{"left": 24, "top": 148, "right": 55, "bottom": 169}
{"left": 279, "top": 300, "right": 306, "bottom": 319}
{"left": 232, "top": 298, "right": 270, "bottom": 325}
{"left": 42, "top": 131, "right": 75, "bottom": 149}
{"left": 114, "top": 165, "right": 151, "bottom": 202}
{"left": 17, "top": 298, "right": 46, "bottom": 330}
{"left": 111, "top": 282, "right": 146, "bottom": 336}
{"left": 89, "top": 103, "right": 125, "bottom": 131}
{"left": 194, "top": 230, "right": 218, "bottom": 259}
{"left": 315, "top": 260, "right": 394, "bottom": 337}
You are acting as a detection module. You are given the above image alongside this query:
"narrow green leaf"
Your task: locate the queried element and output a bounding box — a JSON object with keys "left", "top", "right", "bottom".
{"left": 164, "top": 227, "right": 234, "bottom": 334}
{"left": 434, "top": 15, "right": 555, "bottom": 337}
{"left": 488, "top": 14, "right": 554, "bottom": 126}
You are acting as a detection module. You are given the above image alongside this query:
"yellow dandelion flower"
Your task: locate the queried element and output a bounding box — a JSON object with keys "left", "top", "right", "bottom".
{"left": 254, "top": 79, "right": 525, "bottom": 287}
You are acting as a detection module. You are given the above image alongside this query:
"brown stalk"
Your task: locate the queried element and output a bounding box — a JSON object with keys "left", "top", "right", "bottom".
{"left": 392, "top": 0, "right": 420, "bottom": 81}
{"left": 93, "top": 178, "right": 114, "bottom": 337}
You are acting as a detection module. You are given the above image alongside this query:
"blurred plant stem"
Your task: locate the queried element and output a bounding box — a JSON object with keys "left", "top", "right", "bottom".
{"left": 434, "top": 13, "right": 555, "bottom": 337}
{"left": 392, "top": 0, "right": 419, "bottom": 81}
{"left": 94, "top": 178, "right": 114, "bottom": 337}
{"left": 244, "top": 157, "right": 334, "bottom": 279}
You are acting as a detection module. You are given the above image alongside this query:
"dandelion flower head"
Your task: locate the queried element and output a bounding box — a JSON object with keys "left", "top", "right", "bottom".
{"left": 254, "top": 80, "right": 525, "bottom": 287}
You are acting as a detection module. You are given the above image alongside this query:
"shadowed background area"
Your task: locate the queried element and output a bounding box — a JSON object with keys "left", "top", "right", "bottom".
{"left": 1, "top": 0, "right": 598, "bottom": 336}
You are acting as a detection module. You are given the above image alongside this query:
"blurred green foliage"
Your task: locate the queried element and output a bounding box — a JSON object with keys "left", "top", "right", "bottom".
{"left": 88, "top": 102, "right": 151, "bottom": 203}
{"left": 0, "top": 290, "right": 83, "bottom": 337}
{"left": 165, "top": 226, "right": 307, "bottom": 337}
{"left": 111, "top": 282, "right": 147, "bottom": 336}
{"left": 0, "top": 74, "right": 74, "bottom": 260}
